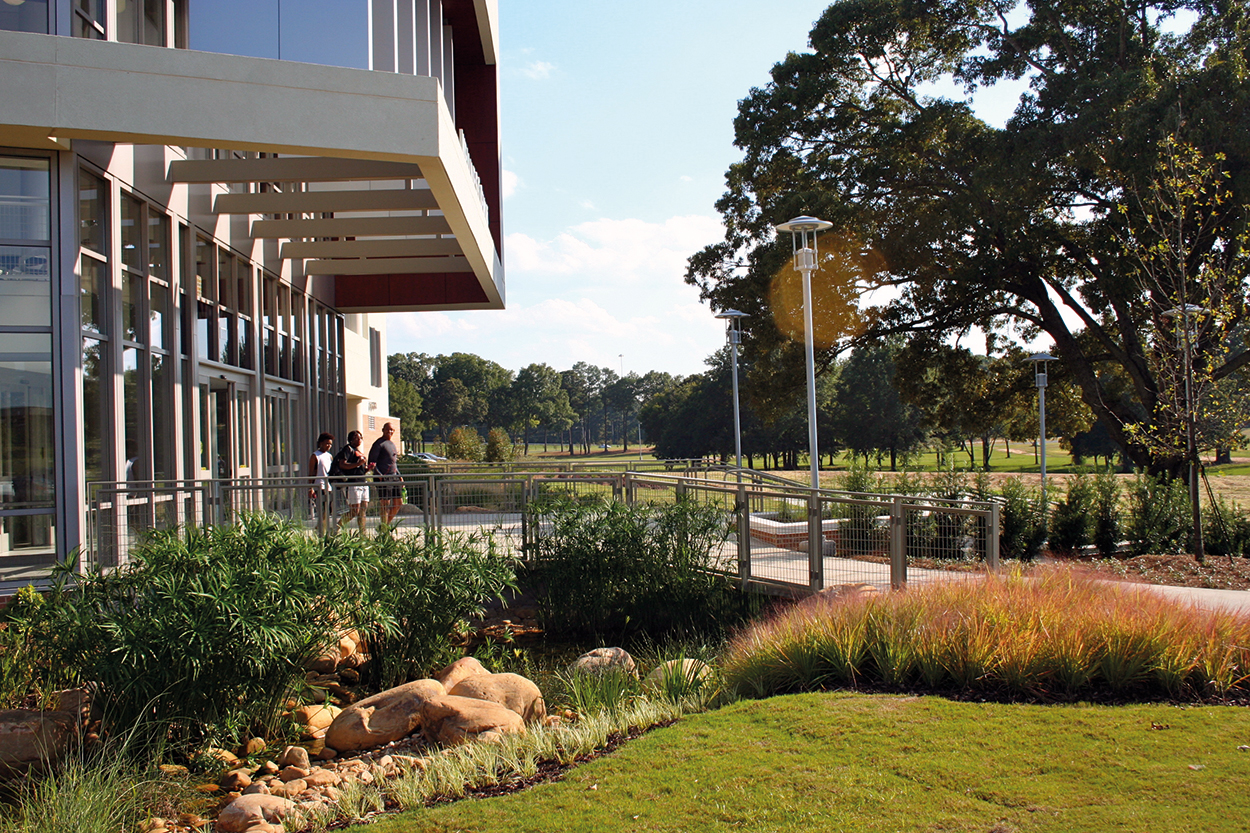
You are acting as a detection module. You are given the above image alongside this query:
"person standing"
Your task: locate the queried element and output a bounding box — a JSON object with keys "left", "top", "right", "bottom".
{"left": 369, "top": 422, "right": 403, "bottom": 526}
{"left": 336, "top": 430, "right": 370, "bottom": 533}
{"left": 307, "top": 432, "right": 335, "bottom": 536}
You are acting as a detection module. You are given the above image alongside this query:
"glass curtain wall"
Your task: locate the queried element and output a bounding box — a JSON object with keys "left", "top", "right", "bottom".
{"left": 0, "top": 156, "right": 56, "bottom": 564}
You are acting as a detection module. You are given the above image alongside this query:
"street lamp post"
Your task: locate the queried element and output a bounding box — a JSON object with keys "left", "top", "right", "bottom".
{"left": 1163, "top": 304, "right": 1209, "bottom": 563}
{"left": 1024, "top": 353, "right": 1057, "bottom": 509}
{"left": 716, "top": 309, "right": 750, "bottom": 471}
{"left": 775, "top": 215, "right": 833, "bottom": 490}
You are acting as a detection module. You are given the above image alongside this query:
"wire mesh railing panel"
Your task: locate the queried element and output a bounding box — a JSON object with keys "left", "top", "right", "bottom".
{"left": 742, "top": 488, "right": 817, "bottom": 591}
{"left": 435, "top": 476, "right": 529, "bottom": 556}
{"left": 815, "top": 493, "right": 896, "bottom": 589}
{"left": 87, "top": 480, "right": 211, "bottom": 569}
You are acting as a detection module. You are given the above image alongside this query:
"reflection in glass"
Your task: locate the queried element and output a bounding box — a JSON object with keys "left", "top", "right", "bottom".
{"left": 152, "top": 354, "right": 173, "bottom": 480}
{"left": 148, "top": 211, "right": 168, "bottom": 279}
{"left": 189, "top": 0, "right": 367, "bottom": 69}
{"left": 79, "top": 169, "right": 106, "bottom": 253}
{"left": 123, "top": 347, "right": 142, "bottom": 480}
{"left": 197, "top": 300, "right": 212, "bottom": 360}
{"left": 0, "top": 245, "right": 51, "bottom": 328}
{"left": 80, "top": 255, "right": 104, "bottom": 334}
{"left": 0, "top": 0, "right": 50, "bottom": 34}
{"left": 236, "top": 390, "right": 251, "bottom": 469}
{"left": 149, "top": 281, "right": 168, "bottom": 350}
{"left": 0, "top": 334, "right": 54, "bottom": 511}
{"left": 0, "top": 514, "right": 55, "bottom": 557}
{"left": 218, "top": 312, "right": 232, "bottom": 365}
{"left": 82, "top": 337, "right": 104, "bottom": 483}
{"left": 0, "top": 157, "right": 50, "bottom": 241}
{"left": 121, "top": 193, "right": 142, "bottom": 272}
{"left": 238, "top": 319, "right": 252, "bottom": 371}
{"left": 122, "top": 271, "right": 141, "bottom": 343}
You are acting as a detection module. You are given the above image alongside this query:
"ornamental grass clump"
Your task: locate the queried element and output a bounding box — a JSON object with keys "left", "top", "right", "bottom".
{"left": 722, "top": 568, "right": 1250, "bottom": 702}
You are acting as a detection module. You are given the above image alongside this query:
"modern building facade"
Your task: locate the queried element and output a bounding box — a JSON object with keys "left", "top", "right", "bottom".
{"left": 0, "top": 0, "right": 503, "bottom": 587}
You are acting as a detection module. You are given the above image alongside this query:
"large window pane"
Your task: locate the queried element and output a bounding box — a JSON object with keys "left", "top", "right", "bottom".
{"left": 122, "top": 271, "right": 142, "bottom": 343}
{"left": 0, "top": 333, "right": 54, "bottom": 510}
{"left": 150, "top": 281, "right": 169, "bottom": 351}
{"left": 122, "top": 347, "right": 142, "bottom": 480}
{"left": 151, "top": 354, "right": 173, "bottom": 480}
{"left": 0, "top": 246, "right": 50, "bottom": 328}
{"left": 80, "top": 255, "right": 105, "bottom": 334}
{"left": 0, "top": 157, "right": 50, "bottom": 242}
{"left": 0, "top": 0, "right": 50, "bottom": 34}
{"left": 148, "top": 212, "right": 168, "bottom": 279}
{"left": 79, "top": 169, "right": 106, "bottom": 254}
{"left": 82, "top": 337, "right": 105, "bottom": 483}
{"left": 189, "top": 0, "right": 367, "bottom": 69}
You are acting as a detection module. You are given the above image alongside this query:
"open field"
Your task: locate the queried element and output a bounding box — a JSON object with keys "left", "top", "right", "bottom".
{"left": 367, "top": 692, "right": 1250, "bottom": 833}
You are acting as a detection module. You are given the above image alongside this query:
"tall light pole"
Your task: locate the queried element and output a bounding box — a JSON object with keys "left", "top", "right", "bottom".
{"left": 716, "top": 309, "right": 750, "bottom": 471}
{"left": 775, "top": 215, "right": 833, "bottom": 490}
{"left": 1163, "top": 304, "right": 1209, "bottom": 563}
{"left": 1025, "top": 353, "right": 1057, "bottom": 509}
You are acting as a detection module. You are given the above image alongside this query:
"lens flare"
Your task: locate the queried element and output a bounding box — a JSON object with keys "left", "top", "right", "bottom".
{"left": 770, "top": 234, "right": 886, "bottom": 349}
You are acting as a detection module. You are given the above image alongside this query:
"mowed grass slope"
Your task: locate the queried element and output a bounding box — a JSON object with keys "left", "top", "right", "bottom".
{"left": 370, "top": 693, "right": 1250, "bottom": 833}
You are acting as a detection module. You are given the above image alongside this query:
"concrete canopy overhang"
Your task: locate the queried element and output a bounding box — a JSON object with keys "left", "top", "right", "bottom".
{"left": 0, "top": 28, "right": 503, "bottom": 312}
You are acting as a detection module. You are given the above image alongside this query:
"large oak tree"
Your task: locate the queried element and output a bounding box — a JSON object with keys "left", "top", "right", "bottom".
{"left": 687, "top": 0, "right": 1250, "bottom": 474}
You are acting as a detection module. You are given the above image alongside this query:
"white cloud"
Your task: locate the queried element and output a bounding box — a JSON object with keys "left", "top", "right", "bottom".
{"left": 520, "top": 60, "right": 556, "bottom": 80}
{"left": 384, "top": 214, "right": 731, "bottom": 376}
{"left": 679, "top": 175, "right": 694, "bottom": 183}
{"left": 579, "top": 199, "right": 596, "bottom": 210}
{"left": 501, "top": 169, "right": 520, "bottom": 199}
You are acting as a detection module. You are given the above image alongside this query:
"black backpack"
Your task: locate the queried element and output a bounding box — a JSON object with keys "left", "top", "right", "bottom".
{"left": 330, "top": 444, "right": 356, "bottom": 478}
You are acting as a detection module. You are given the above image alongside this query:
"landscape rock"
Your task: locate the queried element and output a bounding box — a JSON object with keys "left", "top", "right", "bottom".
{"left": 642, "top": 659, "right": 713, "bottom": 694}
{"left": 290, "top": 704, "right": 341, "bottom": 735}
{"left": 325, "top": 679, "right": 445, "bottom": 752}
{"left": 0, "top": 709, "right": 78, "bottom": 776}
{"left": 219, "top": 769, "right": 252, "bottom": 790}
{"left": 277, "top": 745, "right": 311, "bottom": 770}
{"left": 420, "top": 694, "right": 526, "bottom": 747}
{"left": 201, "top": 747, "right": 239, "bottom": 767}
{"left": 214, "top": 794, "right": 300, "bottom": 833}
{"left": 571, "top": 647, "right": 638, "bottom": 677}
{"left": 448, "top": 673, "right": 547, "bottom": 723}
{"left": 434, "top": 656, "right": 489, "bottom": 690}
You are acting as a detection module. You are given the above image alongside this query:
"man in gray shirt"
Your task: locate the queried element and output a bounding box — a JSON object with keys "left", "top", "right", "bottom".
{"left": 369, "top": 422, "right": 402, "bottom": 526}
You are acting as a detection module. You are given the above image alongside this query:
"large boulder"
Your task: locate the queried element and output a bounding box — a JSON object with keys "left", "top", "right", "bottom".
{"left": 215, "top": 794, "right": 301, "bottom": 833}
{"left": 448, "top": 673, "right": 546, "bottom": 723}
{"left": 420, "top": 695, "right": 526, "bottom": 747}
{"left": 434, "top": 656, "right": 489, "bottom": 691}
{"left": 571, "top": 647, "right": 637, "bottom": 678}
{"left": 0, "top": 709, "right": 78, "bottom": 777}
{"left": 325, "top": 679, "right": 444, "bottom": 753}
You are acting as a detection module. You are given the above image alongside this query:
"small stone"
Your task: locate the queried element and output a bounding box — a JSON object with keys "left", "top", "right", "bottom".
{"left": 194, "top": 783, "right": 220, "bottom": 794}
{"left": 277, "top": 745, "right": 311, "bottom": 770}
{"left": 214, "top": 794, "right": 300, "bottom": 833}
{"left": 260, "top": 761, "right": 280, "bottom": 775}
{"left": 279, "top": 765, "right": 311, "bottom": 782}
{"left": 139, "top": 818, "right": 167, "bottom": 833}
{"left": 339, "top": 668, "right": 360, "bottom": 684}
{"left": 317, "top": 746, "right": 338, "bottom": 761}
{"left": 158, "top": 764, "right": 189, "bottom": 777}
{"left": 220, "top": 769, "right": 252, "bottom": 790}
{"left": 244, "top": 737, "right": 266, "bottom": 756}
{"left": 176, "top": 812, "right": 208, "bottom": 828}
{"left": 303, "top": 768, "right": 342, "bottom": 788}
{"left": 202, "top": 747, "right": 239, "bottom": 766}
{"left": 242, "top": 781, "right": 271, "bottom": 796}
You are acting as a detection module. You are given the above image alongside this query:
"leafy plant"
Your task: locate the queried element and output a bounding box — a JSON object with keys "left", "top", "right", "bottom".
{"left": 527, "top": 494, "right": 745, "bottom": 638}
{"left": 1091, "top": 468, "right": 1123, "bottom": 557}
{"left": 1049, "top": 472, "right": 1095, "bottom": 554}
{"left": 364, "top": 528, "right": 518, "bottom": 689}
{"left": 557, "top": 668, "right": 638, "bottom": 716}
{"left": 446, "top": 427, "right": 485, "bottom": 462}
{"left": 996, "top": 477, "right": 1046, "bottom": 560}
{"left": 1125, "top": 472, "right": 1192, "bottom": 555}
{"left": 485, "top": 428, "right": 514, "bottom": 463}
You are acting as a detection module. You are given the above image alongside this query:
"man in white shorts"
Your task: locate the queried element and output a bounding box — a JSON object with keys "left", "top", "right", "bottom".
{"left": 335, "top": 430, "right": 370, "bottom": 533}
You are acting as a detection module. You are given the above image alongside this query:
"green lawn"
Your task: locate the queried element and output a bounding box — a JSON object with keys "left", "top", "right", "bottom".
{"left": 368, "top": 693, "right": 1250, "bottom": 833}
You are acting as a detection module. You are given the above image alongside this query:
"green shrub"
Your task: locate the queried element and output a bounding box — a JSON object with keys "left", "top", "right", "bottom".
{"left": 27, "top": 515, "right": 391, "bottom": 751}
{"left": 556, "top": 668, "right": 638, "bottom": 716}
{"left": 528, "top": 495, "right": 745, "bottom": 638}
{"left": 1126, "top": 472, "right": 1191, "bottom": 555}
{"left": 1049, "top": 472, "right": 1095, "bottom": 554}
{"left": 364, "top": 528, "right": 517, "bottom": 689}
{"left": 485, "top": 428, "right": 514, "bottom": 463}
{"left": 1091, "top": 468, "right": 1123, "bottom": 557}
{"left": 446, "top": 427, "right": 485, "bottom": 462}
{"left": 996, "top": 477, "right": 1046, "bottom": 560}
{"left": 1204, "top": 495, "right": 1250, "bottom": 557}
{"left": 0, "top": 584, "right": 73, "bottom": 709}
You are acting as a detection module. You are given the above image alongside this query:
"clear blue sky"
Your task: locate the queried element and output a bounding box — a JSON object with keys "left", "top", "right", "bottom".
{"left": 386, "top": 1, "right": 835, "bottom": 379}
